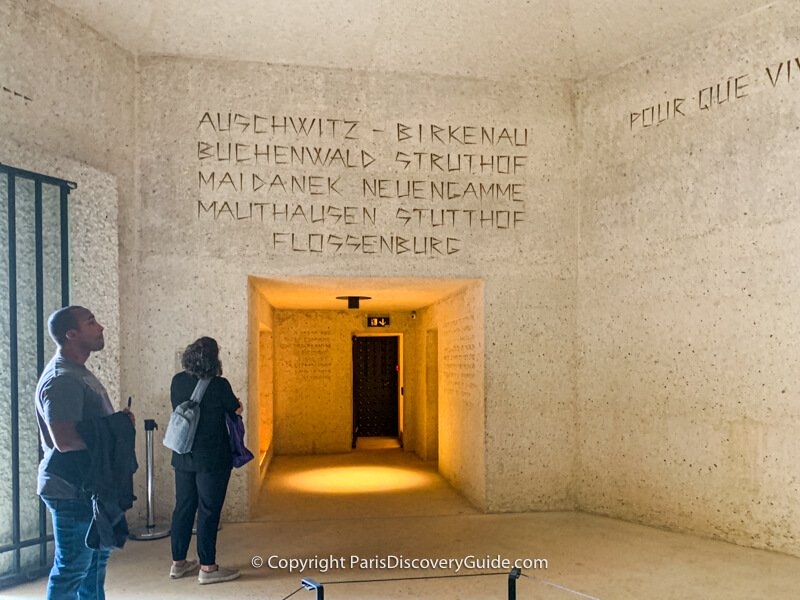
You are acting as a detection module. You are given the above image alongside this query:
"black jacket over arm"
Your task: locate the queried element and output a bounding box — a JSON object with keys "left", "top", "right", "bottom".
{"left": 74, "top": 412, "right": 138, "bottom": 550}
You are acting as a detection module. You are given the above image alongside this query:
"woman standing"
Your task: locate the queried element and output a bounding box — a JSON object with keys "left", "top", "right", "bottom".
{"left": 168, "top": 336, "right": 241, "bottom": 584}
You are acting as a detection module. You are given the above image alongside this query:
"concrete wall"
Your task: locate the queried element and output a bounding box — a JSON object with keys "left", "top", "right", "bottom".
{"left": 0, "top": 0, "right": 131, "bottom": 516}
{"left": 1, "top": 0, "right": 577, "bottom": 521}
{"left": 0, "top": 0, "right": 130, "bottom": 385}
{"left": 246, "top": 280, "right": 274, "bottom": 510}
{"left": 408, "top": 319, "right": 439, "bottom": 463}
{"left": 575, "top": 1, "right": 800, "bottom": 556}
{"left": 132, "top": 54, "right": 577, "bottom": 516}
{"left": 424, "top": 329, "right": 439, "bottom": 461}
{"left": 416, "top": 282, "right": 487, "bottom": 508}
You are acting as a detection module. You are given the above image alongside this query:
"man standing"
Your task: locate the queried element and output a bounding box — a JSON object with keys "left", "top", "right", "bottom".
{"left": 35, "top": 306, "right": 131, "bottom": 600}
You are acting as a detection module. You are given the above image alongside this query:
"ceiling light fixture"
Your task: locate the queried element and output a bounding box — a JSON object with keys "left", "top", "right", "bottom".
{"left": 336, "top": 295, "right": 371, "bottom": 309}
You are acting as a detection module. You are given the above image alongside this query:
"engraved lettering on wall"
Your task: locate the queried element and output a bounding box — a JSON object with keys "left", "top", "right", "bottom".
{"left": 627, "top": 54, "right": 799, "bottom": 132}
{"left": 441, "top": 316, "right": 479, "bottom": 397}
{"left": 194, "top": 112, "right": 531, "bottom": 257}
{"left": 278, "top": 331, "right": 333, "bottom": 382}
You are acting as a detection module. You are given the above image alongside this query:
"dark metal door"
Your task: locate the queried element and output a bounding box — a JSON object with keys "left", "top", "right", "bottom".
{"left": 352, "top": 336, "right": 399, "bottom": 443}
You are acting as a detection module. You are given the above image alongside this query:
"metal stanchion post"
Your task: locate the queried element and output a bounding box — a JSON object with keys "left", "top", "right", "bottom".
{"left": 301, "top": 578, "right": 324, "bottom": 600}
{"left": 129, "top": 419, "right": 170, "bottom": 540}
{"left": 508, "top": 567, "right": 522, "bottom": 600}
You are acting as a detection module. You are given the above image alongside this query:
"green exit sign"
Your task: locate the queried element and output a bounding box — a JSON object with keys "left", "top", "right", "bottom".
{"left": 367, "top": 316, "right": 391, "bottom": 328}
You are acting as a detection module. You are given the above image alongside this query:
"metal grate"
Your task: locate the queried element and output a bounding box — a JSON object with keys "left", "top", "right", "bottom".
{"left": 0, "top": 162, "right": 74, "bottom": 589}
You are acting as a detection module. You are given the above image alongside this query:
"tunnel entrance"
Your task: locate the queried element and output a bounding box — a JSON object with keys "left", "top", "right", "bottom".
{"left": 247, "top": 276, "right": 486, "bottom": 513}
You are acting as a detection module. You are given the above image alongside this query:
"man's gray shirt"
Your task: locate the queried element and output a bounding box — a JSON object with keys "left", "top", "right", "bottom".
{"left": 36, "top": 352, "right": 113, "bottom": 498}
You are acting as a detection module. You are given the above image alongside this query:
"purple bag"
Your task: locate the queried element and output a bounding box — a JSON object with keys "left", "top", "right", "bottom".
{"left": 225, "top": 412, "right": 254, "bottom": 468}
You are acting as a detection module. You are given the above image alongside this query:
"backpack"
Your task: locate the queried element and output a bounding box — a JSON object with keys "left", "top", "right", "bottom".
{"left": 162, "top": 378, "right": 210, "bottom": 454}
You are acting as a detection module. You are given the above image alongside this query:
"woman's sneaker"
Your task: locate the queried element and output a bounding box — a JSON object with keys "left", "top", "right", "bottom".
{"left": 170, "top": 559, "right": 199, "bottom": 579}
{"left": 198, "top": 566, "right": 240, "bottom": 585}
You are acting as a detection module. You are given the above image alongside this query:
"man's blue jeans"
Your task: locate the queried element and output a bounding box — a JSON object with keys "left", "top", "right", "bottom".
{"left": 42, "top": 497, "right": 112, "bottom": 600}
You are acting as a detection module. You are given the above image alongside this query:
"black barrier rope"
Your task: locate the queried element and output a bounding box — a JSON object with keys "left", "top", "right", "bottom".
{"left": 535, "top": 577, "right": 601, "bottom": 600}
{"left": 519, "top": 571, "right": 602, "bottom": 600}
{"left": 280, "top": 568, "right": 601, "bottom": 600}
{"left": 279, "top": 585, "right": 306, "bottom": 600}
{"left": 323, "top": 570, "right": 508, "bottom": 585}
{"left": 278, "top": 570, "right": 510, "bottom": 600}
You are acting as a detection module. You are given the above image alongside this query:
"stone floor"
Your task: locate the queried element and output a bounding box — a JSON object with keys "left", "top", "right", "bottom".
{"left": 7, "top": 447, "right": 800, "bottom": 599}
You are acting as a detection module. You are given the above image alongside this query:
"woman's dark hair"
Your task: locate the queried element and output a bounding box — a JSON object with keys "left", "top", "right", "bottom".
{"left": 181, "top": 336, "right": 222, "bottom": 378}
